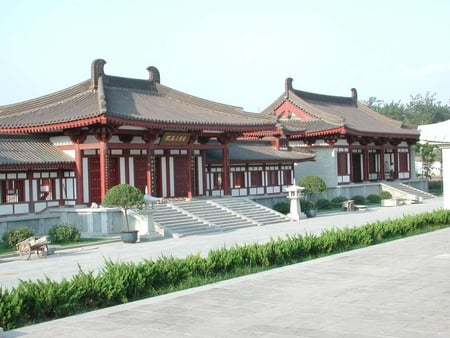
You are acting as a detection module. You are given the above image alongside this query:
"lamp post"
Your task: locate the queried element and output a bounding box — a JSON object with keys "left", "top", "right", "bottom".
{"left": 286, "top": 185, "right": 306, "bottom": 220}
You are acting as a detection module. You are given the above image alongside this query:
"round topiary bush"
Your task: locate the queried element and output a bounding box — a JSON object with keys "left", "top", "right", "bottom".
{"left": 379, "top": 191, "right": 393, "bottom": 200}
{"left": 297, "top": 175, "right": 327, "bottom": 207}
{"left": 300, "top": 198, "right": 314, "bottom": 210}
{"left": 331, "top": 196, "right": 348, "bottom": 208}
{"left": 102, "top": 184, "right": 145, "bottom": 232}
{"left": 351, "top": 195, "right": 366, "bottom": 205}
{"left": 2, "top": 226, "right": 35, "bottom": 248}
{"left": 273, "top": 201, "right": 290, "bottom": 215}
{"left": 366, "top": 194, "right": 381, "bottom": 204}
{"left": 316, "top": 198, "right": 332, "bottom": 210}
{"left": 48, "top": 224, "right": 81, "bottom": 243}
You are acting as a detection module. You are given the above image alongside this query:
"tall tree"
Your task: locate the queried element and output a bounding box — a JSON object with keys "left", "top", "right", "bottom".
{"left": 405, "top": 92, "right": 450, "bottom": 125}
{"left": 415, "top": 143, "right": 439, "bottom": 178}
{"left": 363, "top": 92, "right": 450, "bottom": 125}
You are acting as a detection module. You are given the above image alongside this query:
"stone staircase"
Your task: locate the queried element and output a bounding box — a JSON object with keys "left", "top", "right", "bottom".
{"left": 152, "top": 197, "right": 292, "bottom": 238}
{"left": 381, "top": 181, "right": 435, "bottom": 202}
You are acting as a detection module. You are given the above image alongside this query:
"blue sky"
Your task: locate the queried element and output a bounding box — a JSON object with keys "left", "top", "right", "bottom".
{"left": 1, "top": 0, "right": 449, "bottom": 112}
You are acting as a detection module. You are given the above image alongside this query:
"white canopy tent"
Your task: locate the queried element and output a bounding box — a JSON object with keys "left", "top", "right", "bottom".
{"left": 419, "top": 120, "right": 450, "bottom": 209}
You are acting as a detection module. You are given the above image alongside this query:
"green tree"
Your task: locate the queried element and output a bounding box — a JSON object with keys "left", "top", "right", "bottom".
{"left": 363, "top": 97, "right": 406, "bottom": 121}
{"left": 363, "top": 92, "right": 450, "bottom": 125}
{"left": 296, "top": 175, "right": 327, "bottom": 208}
{"left": 406, "top": 92, "right": 450, "bottom": 125}
{"left": 102, "top": 184, "right": 145, "bottom": 232}
{"left": 415, "top": 143, "right": 438, "bottom": 178}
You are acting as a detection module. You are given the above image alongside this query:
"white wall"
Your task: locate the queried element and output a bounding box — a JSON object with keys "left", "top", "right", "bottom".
{"left": 294, "top": 148, "right": 337, "bottom": 186}
{"left": 442, "top": 147, "right": 450, "bottom": 209}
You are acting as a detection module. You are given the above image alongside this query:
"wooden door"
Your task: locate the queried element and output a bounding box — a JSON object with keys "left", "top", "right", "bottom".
{"left": 352, "top": 153, "right": 362, "bottom": 183}
{"left": 88, "top": 157, "right": 101, "bottom": 204}
{"left": 173, "top": 157, "right": 188, "bottom": 197}
{"left": 134, "top": 156, "right": 148, "bottom": 194}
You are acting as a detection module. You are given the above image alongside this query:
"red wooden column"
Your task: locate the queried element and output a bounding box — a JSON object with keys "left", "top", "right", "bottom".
{"left": 67, "top": 130, "right": 87, "bottom": 204}
{"left": 27, "top": 169, "right": 35, "bottom": 213}
{"left": 95, "top": 126, "right": 112, "bottom": 202}
{"left": 142, "top": 130, "right": 158, "bottom": 196}
{"left": 222, "top": 144, "right": 230, "bottom": 196}
{"left": 186, "top": 149, "right": 193, "bottom": 199}
{"left": 74, "top": 144, "right": 83, "bottom": 204}
{"left": 363, "top": 148, "right": 369, "bottom": 181}
{"left": 380, "top": 146, "right": 386, "bottom": 180}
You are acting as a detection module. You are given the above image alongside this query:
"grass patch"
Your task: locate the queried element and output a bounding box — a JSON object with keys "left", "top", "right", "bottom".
{"left": 1, "top": 209, "right": 449, "bottom": 330}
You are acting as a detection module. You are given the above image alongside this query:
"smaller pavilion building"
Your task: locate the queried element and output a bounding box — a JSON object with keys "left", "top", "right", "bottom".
{"left": 260, "top": 78, "right": 419, "bottom": 186}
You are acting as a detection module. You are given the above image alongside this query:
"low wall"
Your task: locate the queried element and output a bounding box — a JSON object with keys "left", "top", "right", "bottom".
{"left": 0, "top": 213, "right": 61, "bottom": 237}
{"left": 252, "top": 180, "right": 429, "bottom": 208}
{"left": 0, "top": 206, "right": 154, "bottom": 238}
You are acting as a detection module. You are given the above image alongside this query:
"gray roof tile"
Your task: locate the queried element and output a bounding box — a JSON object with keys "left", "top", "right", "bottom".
{"left": 206, "top": 141, "right": 315, "bottom": 162}
{"left": 262, "top": 83, "right": 419, "bottom": 138}
{"left": 0, "top": 137, "right": 74, "bottom": 166}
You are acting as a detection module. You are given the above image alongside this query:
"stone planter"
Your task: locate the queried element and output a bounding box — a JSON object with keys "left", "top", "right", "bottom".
{"left": 120, "top": 230, "right": 139, "bottom": 243}
{"left": 381, "top": 199, "right": 398, "bottom": 207}
{"left": 304, "top": 209, "right": 317, "bottom": 218}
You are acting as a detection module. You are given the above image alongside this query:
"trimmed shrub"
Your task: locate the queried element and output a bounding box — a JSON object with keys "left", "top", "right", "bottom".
{"left": 351, "top": 195, "right": 366, "bottom": 205}
{"left": 316, "top": 198, "right": 332, "bottom": 210}
{"left": 331, "top": 196, "right": 348, "bottom": 208}
{"left": 300, "top": 198, "right": 314, "bottom": 210}
{"left": 1, "top": 226, "right": 35, "bottom": 248}
{"left": 1, "top": 210, "right": 450, "bottom": 330}
{"left": 296, "top": 176, "right": 326, "bottom": 195}
{"left": 366, "top": 194, "right": 381, "bottom": 204}
{"left": 48, "top": 224, "right": 81, "bottom": 243}
{"left": 273, "top": 201, "right": 290, "bottom": 215}
{"left": 379, "top": 191, "right": 392, "bottom": 200}
{"left": 102, "top": 184, "right": 145, "bottom": 232}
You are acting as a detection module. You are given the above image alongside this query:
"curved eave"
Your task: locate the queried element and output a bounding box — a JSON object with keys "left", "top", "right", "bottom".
{"left": 0, "top": 162, "right": 75, "bottom": 170}
{"left": 105, "top": 115, "right": 277, "bottom": 133}
{"left": 0, "top": 116, "right": 107, "bottom": 134}
{"left": 343, "top": 126, "right": 420, "bottom": 140}
{"left": 241, "top": 130, "right": 281, "bottom": 138}
{"left": 290, "top": 127, "right": 345, "bottom": 139}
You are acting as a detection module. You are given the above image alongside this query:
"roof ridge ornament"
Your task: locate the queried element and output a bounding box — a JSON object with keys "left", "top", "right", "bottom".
{"left": 91, "top": 59, "right": 107, "bottom": 89}
{"left": 351, "top": 88, "right": 358, "bottom": 106}
{"left": 147, "top": 66, "right": 160, "bottom": 84}
{"left": 285, "top": 78, "right": 293, "bottom": 99}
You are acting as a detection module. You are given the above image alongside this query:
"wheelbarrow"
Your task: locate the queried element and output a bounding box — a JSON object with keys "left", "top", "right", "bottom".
{"left": 16, "top": 236, "right": 50, "bottom": 260}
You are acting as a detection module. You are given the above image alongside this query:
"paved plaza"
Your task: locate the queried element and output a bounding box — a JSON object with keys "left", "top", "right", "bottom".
{"left": 1, "top": 198, "right": 450, "bottom": 337}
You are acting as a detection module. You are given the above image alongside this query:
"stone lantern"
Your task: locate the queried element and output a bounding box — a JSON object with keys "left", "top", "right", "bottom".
{"left": 286, "top": 185, "right": 306, "bottom": 220}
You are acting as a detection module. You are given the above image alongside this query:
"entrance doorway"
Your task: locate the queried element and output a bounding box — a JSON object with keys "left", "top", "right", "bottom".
{"left": 352, "top": 153, "right": 362, "bottom": 182}
{"left": 173, "top": 157, "right": 188, "bottom": 197}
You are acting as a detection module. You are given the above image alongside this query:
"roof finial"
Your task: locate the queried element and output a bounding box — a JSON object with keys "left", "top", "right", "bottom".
{"left": 91, "top": 59, "right": 106, "bottom": 89}
{"left": 351, "top": 88, "right": 358, "bottom": 106}
{"left": 147, "top": 66, "right": 160, "bottom": 84}
{"left": 285, "top": 78, "right": 293, "bottom": 98}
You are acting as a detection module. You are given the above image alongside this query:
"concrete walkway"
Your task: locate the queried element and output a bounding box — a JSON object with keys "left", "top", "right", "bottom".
{"left": 2, "top": 198, "right": 450, "bottom": 337}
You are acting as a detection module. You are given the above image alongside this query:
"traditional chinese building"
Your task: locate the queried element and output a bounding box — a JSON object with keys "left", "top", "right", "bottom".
{"left": 0, "top": 60, "right": 313, "bottom": 216}
{"left": 261, "top": 78, "right": 419, "bottom": 186}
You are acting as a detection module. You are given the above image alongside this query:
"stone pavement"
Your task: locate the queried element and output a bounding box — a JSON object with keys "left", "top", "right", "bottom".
{"left": 2, "top": 198, "right": 450, "bottom": 337}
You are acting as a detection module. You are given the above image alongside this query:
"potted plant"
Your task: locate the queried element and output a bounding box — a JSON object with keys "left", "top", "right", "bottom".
{"left": 102, "top": 184, "right": 145, "bottom": 243}
{"left": 297, "top": 175, "right": 327, "bottom": 217}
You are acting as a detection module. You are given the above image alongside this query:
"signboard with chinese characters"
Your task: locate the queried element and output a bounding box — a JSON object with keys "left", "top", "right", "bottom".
{"left": 159, "top": 132, "right": 191, "bottom": 145}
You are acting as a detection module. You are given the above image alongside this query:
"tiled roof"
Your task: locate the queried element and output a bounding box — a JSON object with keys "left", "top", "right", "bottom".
{"left": 262, "top": 79, "right": 419, "bottom": 138}
{"left": 0, "top": 60, "right": 276, "bottom": 132}
{"left": 206, "top": 141, "right": 315, "bottom": 162}
{"left": 0, "top": 136, "right": 74, "bottom": 166}
{"left": 104, "top": 85, "right": 275, "bottom": 127}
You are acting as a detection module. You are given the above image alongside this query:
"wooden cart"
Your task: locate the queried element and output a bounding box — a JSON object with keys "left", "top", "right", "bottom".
{"left": 16, "top": 236, "right": 50, "bottom": 260}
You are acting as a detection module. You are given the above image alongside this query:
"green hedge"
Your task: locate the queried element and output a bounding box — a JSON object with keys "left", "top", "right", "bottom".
{"left": 48, "top": 224, "right": 81, "bottom": 243}
{"left": 1, "top": 209, "right": 450, "bottom": 330}
{"left": 1, "top": 227, "right": 35, "bottom": 248}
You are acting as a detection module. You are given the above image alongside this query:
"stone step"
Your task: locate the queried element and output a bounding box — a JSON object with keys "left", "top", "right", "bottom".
{"left": 149, "top": 197, "right": 291, "bottom": 238}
